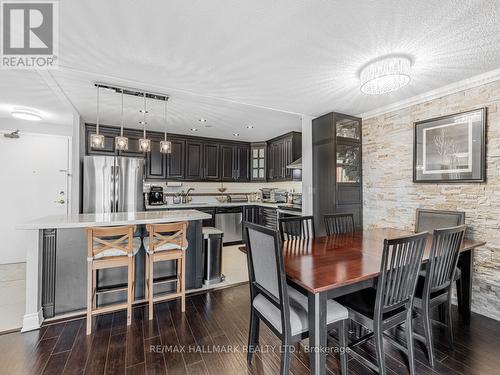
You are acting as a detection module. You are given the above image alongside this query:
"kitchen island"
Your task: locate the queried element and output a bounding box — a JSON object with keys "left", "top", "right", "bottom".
{"left": 18, "top": 210, "right": 211, "bottom": 332}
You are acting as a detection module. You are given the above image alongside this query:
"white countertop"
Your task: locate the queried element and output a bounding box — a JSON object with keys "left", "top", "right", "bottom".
{"left": 18, "top": 209, "right": 212, "bottom": 230}
{"left": 145, "top": 202, "right": 281, "bottom": 210}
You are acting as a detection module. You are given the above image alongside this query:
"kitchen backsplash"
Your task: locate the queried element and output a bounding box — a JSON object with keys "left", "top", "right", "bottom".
{"left": 144, "top": 181, "right": 302, "bottom": 196}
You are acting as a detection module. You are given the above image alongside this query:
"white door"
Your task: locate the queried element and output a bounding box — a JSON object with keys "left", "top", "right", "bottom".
{"left": 0, "top": 132, "right": 70, "bottom": 264}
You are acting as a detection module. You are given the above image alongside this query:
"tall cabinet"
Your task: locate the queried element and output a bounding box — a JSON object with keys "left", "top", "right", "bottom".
{"left": 312, "top": 112, "right": 362, "bottom": 235}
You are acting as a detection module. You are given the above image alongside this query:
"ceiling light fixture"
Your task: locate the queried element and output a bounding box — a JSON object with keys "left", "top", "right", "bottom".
{"left": 11, "top": 110, "right": 42, "bottom": 121}
{"left": 360, "top": 56, "right": 411, "bottom": 95}
{"left": 160, "top": 98, "right": 171, "bottom": 154}
{"left": 233, "top": 133, "right": 240, "bottom": 137}
{"left": 246, "top": 125, "right": 254, "bottom": 129}
{"left": 191, "top": 128, "right": 199, "bottom": 132}
{"left": 139, "top": 109, "right": 148, "bottom": 114}
{"left": 115, "top": 89, "right": 129, "bottom": 151}
{"left": 90, "top": 86, "right": 105, "bottom": 148}
{"left": 198, "top": 118, "right": 207, "bottom": 123}
{"left": 138, "top": 93, "right": 151, "bottom": 152}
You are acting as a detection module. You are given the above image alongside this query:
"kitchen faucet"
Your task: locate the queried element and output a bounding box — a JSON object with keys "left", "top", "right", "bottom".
{"left": 181, "top": 188, "right": 195, "bottom": 204}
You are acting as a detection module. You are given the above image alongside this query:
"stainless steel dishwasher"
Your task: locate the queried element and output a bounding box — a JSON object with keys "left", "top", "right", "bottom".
{"left": 215, "top": 206, "right": 243, "bottom": 244}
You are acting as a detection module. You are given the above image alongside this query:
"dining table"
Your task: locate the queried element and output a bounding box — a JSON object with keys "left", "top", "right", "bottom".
{"left": 281, "top": 228, "right": 486, "bottom": 375}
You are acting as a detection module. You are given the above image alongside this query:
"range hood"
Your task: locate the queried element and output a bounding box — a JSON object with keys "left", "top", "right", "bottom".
{"left": 286, "top": 157, "right": 302, "bottom": 169}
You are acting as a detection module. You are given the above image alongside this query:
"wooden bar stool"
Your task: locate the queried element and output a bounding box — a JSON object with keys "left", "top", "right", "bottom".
{"left": 145, "top": 222, "right": 188, "bottom": 320}
{"left": 86, "top": 225, "right": 140, "bottom": 335}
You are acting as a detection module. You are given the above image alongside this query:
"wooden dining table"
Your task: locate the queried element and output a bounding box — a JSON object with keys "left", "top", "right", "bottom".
{"left": 281, "top": 228, "right": 486, "bottom": 375}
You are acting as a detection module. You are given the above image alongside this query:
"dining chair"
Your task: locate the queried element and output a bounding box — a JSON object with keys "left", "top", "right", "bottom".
{"left": 278, "top": 216, "right": 315, "bottom": 241}
{"left": 243, "top": 221, "right": 349, "bottom": 375}
{"left": 324, "top": 213, "right": 355, "bottom": 235}
{"left": 413, "top": 225, "right": 466, "bottom": 367}
{"left": 86, "top": 225, "right": 141, "bottom": 335}
{"left": 415, "top": 208, "right": 465, "bottom": 307}
{"left": 145, "top": 222, "right": 188, "bottom": 320}
{"left": 415, "top": 208, "right": 465, "bottom": 233}
{"left": 335, "top": 232, "right": 428, "bottom": 375}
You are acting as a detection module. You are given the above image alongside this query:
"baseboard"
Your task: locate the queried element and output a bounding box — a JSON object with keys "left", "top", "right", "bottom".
{"left": 21, "top": 309, "right": 44, "bottom": 332}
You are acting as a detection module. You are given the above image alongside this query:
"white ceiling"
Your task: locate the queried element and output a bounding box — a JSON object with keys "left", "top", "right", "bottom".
{"left": 2, "top": 0, "right": 500, "bottom": 139}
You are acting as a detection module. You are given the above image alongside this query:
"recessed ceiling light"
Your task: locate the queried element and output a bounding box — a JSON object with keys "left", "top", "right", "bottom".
{"left": 139, "top": 109, "right": 149, "bottom": 114}
{"left": 198, "top": 118, "right": 207, "bottom": 123}
{"left": 139, "top": 120, "right": 147, "bottom": 125}
{"left": 246, "top": 125, "right": 254, "bottom": 129}
{"left": 11, "top": 110, "right": 42, "bottom": 121}
{"left": 360, "top": 56, "right": 411, "bottom": 95}
{"left": 191, "top": 128, "right": 199, "bottom": 132}
{"left": 233, "top": 133, "right": 240, "bottom": 137}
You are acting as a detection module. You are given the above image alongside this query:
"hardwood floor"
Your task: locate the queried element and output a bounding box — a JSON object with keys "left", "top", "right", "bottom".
{"left": 0, "top": 284, "right": 499, "bottom": 374}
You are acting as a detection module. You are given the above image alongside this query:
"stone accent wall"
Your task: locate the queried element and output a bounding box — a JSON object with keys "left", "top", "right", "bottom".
{"left": 362, "top": 80, "right": 500, "bottom": 321}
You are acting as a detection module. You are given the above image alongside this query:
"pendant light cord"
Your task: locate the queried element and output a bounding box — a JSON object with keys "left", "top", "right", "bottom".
{"left": 96, "top": 86, "right": 100, "bottom": 134}
{"left": 143, "top": 92, "right": 146, "bottom": 138}
{"left": 164, "top": 99, "right": 168, "bottom": 141}
{"left": 120, "top": 89, "right": 124, "bottom": 136}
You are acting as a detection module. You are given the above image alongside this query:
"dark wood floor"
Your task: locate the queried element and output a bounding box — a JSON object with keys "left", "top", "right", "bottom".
{"left": 1, "top": 284, "right": 499, "bottom": 375}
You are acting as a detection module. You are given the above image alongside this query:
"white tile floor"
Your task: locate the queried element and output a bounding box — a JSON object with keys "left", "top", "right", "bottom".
{"left": 0, "top": 263, "right": 25, "bottom": 333}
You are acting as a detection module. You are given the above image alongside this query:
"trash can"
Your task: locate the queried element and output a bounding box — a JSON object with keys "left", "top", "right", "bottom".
{"left": 202, "top": 227, "right": 225, "bottom": 286}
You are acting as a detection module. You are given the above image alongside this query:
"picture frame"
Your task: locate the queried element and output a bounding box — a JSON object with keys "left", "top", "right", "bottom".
{"left": 413, "top": 108, "right": 486, "bottom": 183}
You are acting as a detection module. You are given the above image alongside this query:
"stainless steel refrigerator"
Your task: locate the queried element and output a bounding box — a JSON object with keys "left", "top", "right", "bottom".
{"left": 83, "top": 155, "right": 145, "bottom": 213}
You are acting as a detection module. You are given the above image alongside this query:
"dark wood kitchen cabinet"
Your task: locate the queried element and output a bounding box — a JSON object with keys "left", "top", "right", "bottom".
{"left": 219, "top": 143, "right": 250, "bottom": 181}
{"left": 312, "top": 112, "right": 362, "bottom": 235}
{"left": 267, "top": 132, "right": 301, "bottom": 181}
{"left": 203, "top": 143, "right": 220, "bottom": 180}
{"left": 166, "top": 138, "right": 185, "bottom": 180}
{"left": 185, "top": 141, "right": 203, "bottom": 180}
{"left": 145, "top": 138, "right": 167, "bottom": 180}
{"left": 84, "top": 124, "right": 300, "bottom": 183}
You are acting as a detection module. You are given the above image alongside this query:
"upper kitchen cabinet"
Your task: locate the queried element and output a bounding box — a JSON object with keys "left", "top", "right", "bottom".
{"left": 267, "top": 132, "right": 301, "bottom": 181}
{"left": 185, "top": 141, "right": 204, "bottom": 180}
{"left": 145, "top": 137, "right": 167, "bottom": 180}
{"left": 219, "top": 142, "right": 250, "bottom": 182}
{"left": 312, "top": 112, "right": 362, "bottom": 235}
{"left": 251, "top": 142, "right": 266, "bottom": 181}
{"left": 203, "top": 143, "right": 220, "bottom": 180}
{"left": 166, "top": 137, "right": 185, "bottom": 180}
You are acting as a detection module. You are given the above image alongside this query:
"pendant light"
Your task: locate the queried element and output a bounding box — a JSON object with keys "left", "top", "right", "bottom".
{"left": 160, "top": 98, "right": 171, "bottom": 154}
{"left": 115, "top": 89, "right": 129, "bottom": 150}
{"left": 90, "top": 86, "right": 104, "bottom": 148}
{"left": 138, "top": 92, "right": 151, "bottom": 152}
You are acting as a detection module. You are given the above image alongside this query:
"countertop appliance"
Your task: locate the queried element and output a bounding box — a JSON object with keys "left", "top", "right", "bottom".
{"left": 215, "top": 206, "right": 243, "bottom": 244}
{"left": 148, "top": 186, "right": 164, "bottom": 205}
{"left": 227, "top": 194, "right": 248, "bottom": 203}
{"left": 83, "top": 156, "right": 144, "bottom": 213}
{"left": 260, "top": 188, "right": 288, "bottom": 203}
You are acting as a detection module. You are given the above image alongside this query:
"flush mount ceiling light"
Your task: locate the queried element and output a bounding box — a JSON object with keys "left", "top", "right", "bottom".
{"left": 246, "top": 125, "right": 254, "bottom": 129}
{"left": 191, "top": 128, "right": 199, "bottom": 132}
{"left": 233, "top": 133, "right": 240, "bottom": 137}
{"left": 360, "top": 56, "right": 411, "bottom": 95}
{"left": 11, "top": 110, "right": 42, "bottom": 121}
{"left": 198, "top": 118, "right": 207, "bottom": 123}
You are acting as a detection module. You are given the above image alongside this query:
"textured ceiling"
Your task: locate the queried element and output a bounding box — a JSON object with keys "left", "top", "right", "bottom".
{"left": 2, "top": 0, "right": 500, "bottom": 138}
{"left": 0, "top": 71, "right": 73, "bottom": 126}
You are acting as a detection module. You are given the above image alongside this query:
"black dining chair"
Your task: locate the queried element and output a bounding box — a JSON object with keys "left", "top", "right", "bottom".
{"left": 335, "top": 232, "right": 428, "bottom": 375}
{"left": 415, "top": 208, "right": 465, "bottom": 307}
{"left": 413, "top": 225, "right": 466, "bottom": 367}
{"left": 243, "top": 222, "right": 349, "bottom": 375}
{"left": 415, "top": 208, "right": 465, "bottom": 233}
{"left": 324, "top": 213, "right": 355, "bottom": 235}
{"left": 278, "top": 216, "right": 315, "bottom": 241}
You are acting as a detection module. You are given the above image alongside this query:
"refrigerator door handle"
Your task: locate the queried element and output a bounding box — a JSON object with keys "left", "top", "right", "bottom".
{"left": 115, "top": 164, "right": 120, "bottom": 212}
{"left": 110, "top": 165, "right": 115, "bottom": 213}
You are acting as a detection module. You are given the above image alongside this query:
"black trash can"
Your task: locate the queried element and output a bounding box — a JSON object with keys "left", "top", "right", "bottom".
{"left": 202, "top": 227, "right": 225, "bottom": 286}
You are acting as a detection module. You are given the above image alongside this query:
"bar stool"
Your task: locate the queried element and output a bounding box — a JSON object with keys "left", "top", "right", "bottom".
{"left": 145, "top": 222, "right": 188, "bottom": 320}
{"left": 86, "top": 225, "right": 140, "bottom": 335}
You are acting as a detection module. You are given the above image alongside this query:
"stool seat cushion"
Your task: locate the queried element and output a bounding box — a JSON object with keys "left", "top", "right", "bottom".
{"left": 253, "top": 284, "right": 348, "bottom": 336}
{"left": 144, "top": 240, "right": 186, "bottom": 253}
{"left": 93, "top": 237, "right": 142, "bottom": 259}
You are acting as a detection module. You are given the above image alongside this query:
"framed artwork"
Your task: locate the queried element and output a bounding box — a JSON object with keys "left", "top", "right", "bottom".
{"left": 413, "top": 108, "right": 486, "bottom": 183}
